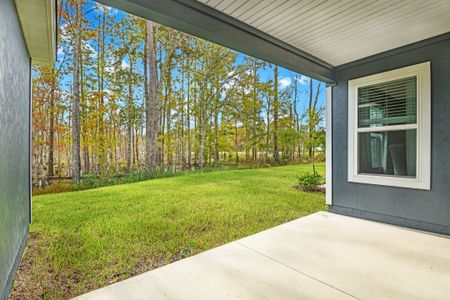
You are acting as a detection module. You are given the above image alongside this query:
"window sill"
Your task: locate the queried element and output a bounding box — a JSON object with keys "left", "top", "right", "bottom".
{"left": 348, "top": 173, "right": 430, "bottom": 190}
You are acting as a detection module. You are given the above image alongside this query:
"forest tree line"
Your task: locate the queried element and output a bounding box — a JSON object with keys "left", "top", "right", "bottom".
{"left": 32, "top": 0, "right": 325, "bottom": 186}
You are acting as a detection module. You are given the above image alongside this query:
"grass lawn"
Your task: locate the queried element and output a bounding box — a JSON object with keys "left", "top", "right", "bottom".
{"left": 10, "top": 163, "right": 326, "bottom": 299}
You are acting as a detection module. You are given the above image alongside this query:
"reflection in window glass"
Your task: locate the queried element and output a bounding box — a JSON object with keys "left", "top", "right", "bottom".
{"left": 358, "top": 130, "right": 416, "bottom": 177}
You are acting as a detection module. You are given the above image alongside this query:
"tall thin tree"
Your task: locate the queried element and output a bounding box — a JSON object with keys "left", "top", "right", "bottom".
{"left": 145, "top": 21, "right": 159, "bottom": 169}
{"left": 71, "top": 0, "right": 82, "bottom": 183}
{"left": 272, "top": 65, "right": 279, "bottom": 163}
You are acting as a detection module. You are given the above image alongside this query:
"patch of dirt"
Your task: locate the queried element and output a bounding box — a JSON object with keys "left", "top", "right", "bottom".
{"left": 293, "top": 185, "right": 326, "bottom": 194}
{"left": 8, "top": 233, "right": 45, "bottom": 300}
{"left": 8, "top": 233, "right": 78, "bottom": 300}
{"left": 129, "top": 254, "right": 167, "bottom": 278}
{"left": 9, "top": 234, "right": 198, "bottom": 300}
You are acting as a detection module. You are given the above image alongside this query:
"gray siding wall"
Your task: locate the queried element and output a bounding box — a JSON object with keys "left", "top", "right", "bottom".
{"left": 330, "top": 34, "right": 450, "bottom": 235}
{"left": 0, "top": 0, "right": 31, "bottom": 299}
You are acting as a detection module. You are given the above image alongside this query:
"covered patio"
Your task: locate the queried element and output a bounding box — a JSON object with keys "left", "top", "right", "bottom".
{"left": 75, "top": 212, "right": 450, "bottom": 299}
{"left": 1, "top": 0, "right": 450, "bottom": 299}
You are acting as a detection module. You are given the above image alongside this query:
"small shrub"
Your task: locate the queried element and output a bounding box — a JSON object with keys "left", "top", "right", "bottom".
{"left": 296, "top": 165, "right": 324, "bottom": 192}
{"left": 314, "top": 152, "right": 325, "bottom": 162}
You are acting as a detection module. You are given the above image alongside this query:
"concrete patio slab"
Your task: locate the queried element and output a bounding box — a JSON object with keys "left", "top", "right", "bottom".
{"left": 74, "top": 212, "right": 450, "bottom": 300}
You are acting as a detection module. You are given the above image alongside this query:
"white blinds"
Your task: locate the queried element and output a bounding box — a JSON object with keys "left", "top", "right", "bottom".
{"left": 358, "top": 76, "right": 417, "bottom": 128}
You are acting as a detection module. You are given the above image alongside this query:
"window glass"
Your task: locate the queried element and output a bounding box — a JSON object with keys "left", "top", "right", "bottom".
{"left": 358, "top": 130, "right": 416, "bottom": 177}
{"left": 348, "top": 62, "right": 430, "bottom": 189}
{"left": 358, "top": 76, "right": 417, "bottom": 128}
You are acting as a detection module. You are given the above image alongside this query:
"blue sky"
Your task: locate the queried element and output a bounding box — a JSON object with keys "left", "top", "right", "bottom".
{"left": 56, "top": 0, "right": 326, "bottom": 118}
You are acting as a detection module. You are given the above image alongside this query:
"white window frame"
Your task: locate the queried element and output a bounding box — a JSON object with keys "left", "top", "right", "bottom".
{"left": 348, "top": 62, "right": 431, "bottom": 190}
{"left": 326, "top": 86, "right": 332, "bottom": 205}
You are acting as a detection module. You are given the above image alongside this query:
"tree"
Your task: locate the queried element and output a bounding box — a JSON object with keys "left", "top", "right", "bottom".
{"left": 145, "top": 21, "right": 158, "bottom": 169}
{"left": 145, "top": 22, "right": 180, "bottom": 169}
{"left": 31, "top": 0, "right": 326, "bottom": 185}
{"left": 272, "top": 65, "right": 279, "bottom": 163}
{"left": 71, "top": 0, "right": 83, "bottom": 183}
{"left": 47, "top": 69, "right": 58, "bottom": 178}
{"left": 308, "top": 79, "right": 322, "bottom": 159}
{"left": 192, "top": 42, "right": 243, "bottom": 168}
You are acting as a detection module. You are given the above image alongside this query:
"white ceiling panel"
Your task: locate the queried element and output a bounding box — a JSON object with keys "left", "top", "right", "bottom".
{"left": 198, "top": 0, "right": 450, "bottom": 66}
{"left": 14, "top": 0, "right": 56, "bottom": 66}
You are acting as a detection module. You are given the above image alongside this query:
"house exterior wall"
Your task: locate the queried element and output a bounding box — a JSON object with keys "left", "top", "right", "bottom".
{"left": 330, "top": 34, "right": 450, "bottom": 235}
{"left": 0, "top": 0, "right": 31, "bottom": 299}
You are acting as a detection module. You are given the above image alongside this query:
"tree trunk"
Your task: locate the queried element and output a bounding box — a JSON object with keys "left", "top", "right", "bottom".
{"left": 308, "top": 79, "right": 321, "bottom": 160}
{"left": 165, "top": 61, "right": 173, "bottom": 166}
{"left": 252, "top": 60, "right": 257, "bottom": 161}
{"left": 180, "top": 55, "right": 186, "bottom": 168}
{"left": 273, "top": 65, "right": 279, "bottom": 163}
{"left": 145, "top": 21, "right": 159, "bottom": 169}
{"left": 214, "top": 108, "right": 219, "bottom": 163}
{"left": 71, "top": 1, "right": 82, "bottom": 183}
{"left": 293, "top": 74, "right": 301, "bottom": 159}
{"left": 143, "top": 33, "right": 149, "bottom": 166}
{"left": 126, "top": 60, "right": 133, "bottom": 172}
{"left": 266, "top": 97, "right": 271, "bottom": 160}
{"left": 135, "top": 126, "right": 139, "bottom": 166}
{"left": 80, "top": 47, "right": 90, "bottom": 175}
{"left": 97, "top": 6, "right": 107, "bottom": 174}
{"left": 48, "top": 74, "right": 55, "bottom": 177}
{"left": 308, "top": 79, "right": 313, "bottom": 159}
{"left": 187, "top": 58, "right": 192, "bottom": 167}
{"left": 199, "top": 116, "right": 206, "bottom": 168}
{"left": 234, "top": 118, "right": 239, "bottom": 163}
{"left": 161, "top": 86, "right": 167, "bottom": 165}
{"left": 57, "top": 113, "right": 62, "bottom": 176}
{"left": 132, "top": 127, "right": 136, "bottom": 167}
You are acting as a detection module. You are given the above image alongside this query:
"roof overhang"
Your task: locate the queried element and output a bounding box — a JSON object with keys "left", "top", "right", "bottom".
{"left": 97, "top": 0, "right": 335, "bottom": 84}
{"left": 96, "top": 0, "right": 449, "bottom": 85}
{"left": 197, "top": 0, "right": 450, "bottom": 67}
{"left": 14, "top": 0, "right": 56, "bottom": 67}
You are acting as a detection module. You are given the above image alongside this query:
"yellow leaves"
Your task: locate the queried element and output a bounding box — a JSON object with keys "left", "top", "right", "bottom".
{"left": 83, "top": 29, "right": 97, "bottom": 40}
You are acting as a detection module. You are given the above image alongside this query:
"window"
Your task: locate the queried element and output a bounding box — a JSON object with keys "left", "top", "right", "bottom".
{"left": 348, "top": 62, "right": 430, "bottom": 189}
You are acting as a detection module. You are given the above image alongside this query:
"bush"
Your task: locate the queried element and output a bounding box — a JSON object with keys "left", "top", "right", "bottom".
{"left": 314, "top": 152, "right": 325, "bottom": 162}
{"left": 296, "top": 165, "right": 324, "bottom": 192}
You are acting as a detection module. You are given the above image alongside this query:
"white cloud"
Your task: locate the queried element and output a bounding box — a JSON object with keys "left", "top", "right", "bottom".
{"left": 57, "top": 47, "right": 65, "bottom": 57}
{"left": 95, "top": 3, "right": 106, "bottom": 12}
{"left": 59, "top": 23, "right": 71, "bottom": 44}
{"left": 279, "top": 77, "right": 292, "bottom": 88}
{"left": 121, "top": 59, "right": 130, "bottom": 69}
{"left": 105, "top": 64, "right": 114, "bottom": 74}
{"left": 95, "top": 3, "right": 118, "bottom": 14}
{"left": 59, "top": 23, "right": 68, "bottom": 34}
{"left": 82, "top": 42, "right": 97, "bottom": 60}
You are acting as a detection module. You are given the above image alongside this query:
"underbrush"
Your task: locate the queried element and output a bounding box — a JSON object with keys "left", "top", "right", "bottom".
{"left": 33, "top": 159, "right": 324, "bottom": 195}
{"left": 34, "top": 167, "right": 181, "bottom": 196}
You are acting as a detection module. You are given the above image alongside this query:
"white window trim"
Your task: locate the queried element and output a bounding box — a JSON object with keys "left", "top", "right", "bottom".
{"left": 326, "top": 86, "right": 332, "bottom": 205}
{"left": 348, "top": 62, "right": 431, "bottom": 190}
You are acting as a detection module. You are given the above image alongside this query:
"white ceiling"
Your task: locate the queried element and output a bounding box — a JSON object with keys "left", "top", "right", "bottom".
{"left": 15, "top": 0, "right": 56, "bottom": 66}
{"left": 196, "top": 0, "right": 450, "bottom": 66}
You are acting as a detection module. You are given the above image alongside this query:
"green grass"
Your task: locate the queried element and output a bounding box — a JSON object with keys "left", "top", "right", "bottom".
{"left": 11, "top": 163, "right": 326, "bottom": 299}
